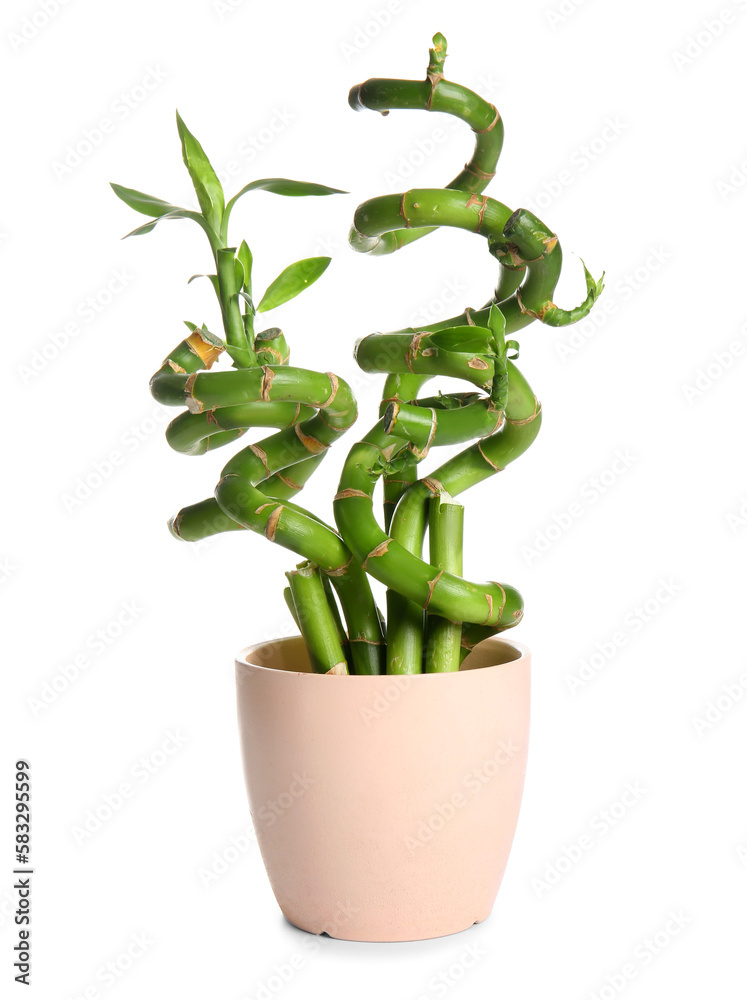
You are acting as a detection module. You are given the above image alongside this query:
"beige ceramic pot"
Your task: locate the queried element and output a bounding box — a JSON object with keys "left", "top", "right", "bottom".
{"left": 235, "top": 634, "right": 530, "bottom": 942}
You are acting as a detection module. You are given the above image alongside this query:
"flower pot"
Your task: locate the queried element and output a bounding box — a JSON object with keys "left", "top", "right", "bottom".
{"left": 235, "top": 634, "right": 530, "bottom": 942}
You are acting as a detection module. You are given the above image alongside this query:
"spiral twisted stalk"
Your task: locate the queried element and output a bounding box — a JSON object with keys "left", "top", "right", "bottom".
{"left": 114, "top": 36, "right": 601, "bottom": 677}
{"left": 332, "top": 33, "right": 603, "bottom": 673}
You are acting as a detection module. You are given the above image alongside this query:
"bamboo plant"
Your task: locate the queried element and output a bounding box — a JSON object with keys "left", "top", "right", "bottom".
{"left": 113, "top": 34, "right": 602, "bottom": 677}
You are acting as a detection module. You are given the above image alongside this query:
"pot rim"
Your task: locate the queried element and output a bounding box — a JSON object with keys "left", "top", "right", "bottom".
{"left": 236, "top": 633, "right": 530, "bottom": 678}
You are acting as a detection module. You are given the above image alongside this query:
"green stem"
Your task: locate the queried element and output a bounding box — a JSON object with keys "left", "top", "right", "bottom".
{"left": 286, "top": 563, "right": 348, "bottom": 674}
{"left": 321, "top": 572, "right": 351, "bottom": 666}
{"left": 348, "top": 33, "right": 503, "bottom": 256}
{"left": 424, "top": 492, "right": 464, "bottom": 673}
{"left": 215, "top": 247, "right": 255, "bottom": 368}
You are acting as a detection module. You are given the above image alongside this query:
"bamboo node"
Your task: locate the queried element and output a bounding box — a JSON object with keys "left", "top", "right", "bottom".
{"left": 424, "top": 569, "right": 445, "bottom": 610}
{"left": 362, "top": 538, "right": 391, "bottom": 571}
{"left": 184, "top": 373, "right": 203, "bottom": 414}
{"left": 422, "top": 477, "right": 444, "bottom": 496}
{"left": 264, "top": 505, "right": 284, "bottom": 542}
{"left": 334, "top": 489, "right": 370, "bottom": 501}
{"left": 475, "top": 106, "right": 501, "bottom": 134}
{"left": 260, "top": 365, "right": 275, "bottom": 402}
{"left": 295, "top": 424, "right": 329, "bottom": 454}
{"left": 477, "top": 441, "right": 503, "bottom": 471}
{"left": 249, "top": 443, "right": 271, "bottom": 476}
{"left": 326, "top": 555, "right": 354, "bottom": 577}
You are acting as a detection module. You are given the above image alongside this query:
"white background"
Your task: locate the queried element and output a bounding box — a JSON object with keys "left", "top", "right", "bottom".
{"left": 3, "top": 0, "right": 746, "bottom": 996}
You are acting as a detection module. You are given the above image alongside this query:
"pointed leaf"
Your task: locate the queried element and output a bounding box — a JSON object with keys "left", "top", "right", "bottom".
{"left": 110, "top": 183, "right": 178, "bottom": 218}
{"left": 221, "top": 179, "right": 346, "bottom": 238}
{"left": 232, "top": 177, "right": 346, "bottom": 198}
{"left": 234, "top": 257, "right": 245, "bottom": 291}
{"left": 176, "top": 111, "right": 225, "bottom": 233}
{"left": 487, "top": 303, "right": 506, "bottom": 342}
{"left": 237, "top": 240, "right": 253, "bottom": 296}
{"left": 257, "top": 256, "right": 331, "bottom": 313}
{"left": 122, "top": 208, "right": 210, "bottom": 239}
{"left": 186, "top": 273, "right": 220, "bottom": 297}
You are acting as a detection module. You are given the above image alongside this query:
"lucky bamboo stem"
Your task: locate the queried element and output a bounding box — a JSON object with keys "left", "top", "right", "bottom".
{"left": 286, "top": 563, "right": 349, "bottom": 674}
{"left": 424, "top": 493, "right": 464, "bottom": 673}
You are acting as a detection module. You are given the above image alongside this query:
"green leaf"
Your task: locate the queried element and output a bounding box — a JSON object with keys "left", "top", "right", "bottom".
{"left": 232, "top": 177, "right": 346, "bottom": 198}
{"left": 175, "top": 111, "right": 225, "bottom": 233}
{"left": 234, "top": 257, "right": 245, "bottom": 292}
{"left": 428, "top": 326, "right": 493, "bottom": 354}
{"left": 237, "top": 240, "right": 253, "bottom": 296}
{"left": 221, "top": 179, "right": 346, "bottom": 240}
{"left": 122, "top": 208, "right": 210, "bottom": 239}
{"left": 487, "top": 304, "right": 506, "bottom": 341}
{"left": 186, "top": 273, "right": 220, "bottom": 297}
{"left": 257, "top": 256, "right": 331, "bottom": 313}
{"left": 110, "top": 183, "right": 177, "bottom": 218}
{"left": 580, "top": 258, "right": 606, "bottom": 300}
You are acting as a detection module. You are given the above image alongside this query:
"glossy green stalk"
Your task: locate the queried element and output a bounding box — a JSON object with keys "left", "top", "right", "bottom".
{"left": 215, "top": 247, "right": 255, "bottom": 368}
{"left": 349, "top": 32, "right": 503, "bottom": 255}
{"left": 424, "top": 494, "right": 464, "bottom": 673}
{"left": 321, "top": 572, "right": 352, "bottom": 665}
{"left": 286, "top": 563, "right": 348, "bottom": 674}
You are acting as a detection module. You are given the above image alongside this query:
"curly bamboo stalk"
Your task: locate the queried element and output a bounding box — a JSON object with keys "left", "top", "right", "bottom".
{"left": 334, "top": 33, "right": 601, "bottom": 672}
{"left": 115, "top": 35, "right": 601, "bottom": 679}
